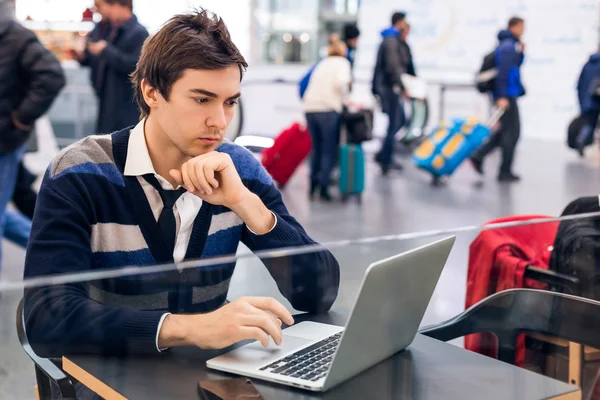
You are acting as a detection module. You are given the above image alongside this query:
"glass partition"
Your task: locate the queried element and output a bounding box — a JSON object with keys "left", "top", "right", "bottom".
{"left": 2, "top": 213, "right": 600, "bottom": 399}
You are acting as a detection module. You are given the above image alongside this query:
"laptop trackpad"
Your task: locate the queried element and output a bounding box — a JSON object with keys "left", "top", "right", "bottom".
{"left": 215, "top": 335, "right": 312, "bottom": 367}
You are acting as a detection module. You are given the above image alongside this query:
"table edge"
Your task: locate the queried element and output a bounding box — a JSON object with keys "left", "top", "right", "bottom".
{"left": 63, "top": 356, "right": 129, "bottom": 400}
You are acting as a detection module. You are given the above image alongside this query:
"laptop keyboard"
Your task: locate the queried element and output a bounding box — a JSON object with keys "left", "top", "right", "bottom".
{"left": 258, "top": 332, "right": 342, "bottom": 382}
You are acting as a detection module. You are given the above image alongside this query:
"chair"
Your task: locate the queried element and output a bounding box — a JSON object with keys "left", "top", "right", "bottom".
{"left": 16, "top": 298, "right": 77, "bottom": 400}
{"left": 419, "top": 289, "right": 600, "bottom": 387}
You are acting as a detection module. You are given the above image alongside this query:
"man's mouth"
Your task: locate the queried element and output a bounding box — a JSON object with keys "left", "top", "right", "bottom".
{"left": 199, "top": 137, "right": 220, "bottom": 144}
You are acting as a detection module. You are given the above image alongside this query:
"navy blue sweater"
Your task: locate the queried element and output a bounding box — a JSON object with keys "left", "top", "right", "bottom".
{"left": 23, "top": 128, "right": 340, "bottom": 358}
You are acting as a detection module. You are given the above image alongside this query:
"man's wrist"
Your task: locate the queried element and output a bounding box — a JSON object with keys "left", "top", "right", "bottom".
{"left": 157, "top": 314, "right": 190, "bottom": 349}
{"left": 230, "top": 190, "right": 276, "bottom": 235}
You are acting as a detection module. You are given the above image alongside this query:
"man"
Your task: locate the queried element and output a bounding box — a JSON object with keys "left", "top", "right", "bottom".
{"left": 575, "top": 47, "right": 600, "bottom": 156}
{"left": 0, "top": 4, "right": 65, "bottom": 280}
{"left": 24, "top": 9, "right": 340, "bottom": 358}
{"left": 372, "top": 11, "right": 410, "bottom": 175}
{"left": 470, "top": 17, "right": 526, "bottom": 183}
{"left": 84, "top": 0, "right": 148, "bottom": 133}
{"left": 73, "top": 1, "right": 112, "bottom": 98}
{"left": 343, "top": 23, "right": 360, "bottom": 70}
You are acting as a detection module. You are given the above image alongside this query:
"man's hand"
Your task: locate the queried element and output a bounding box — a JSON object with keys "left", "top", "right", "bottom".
{"left": 87, "top": 40, "right": 108, "bottom": 56}
{"left": 170, "top": 151, "right": 248, "bottom": 208}
{"left": 171, "top": 151, "right": 276, "bottom": 234}
{"left": 158, "top": 297, "right": 295, "bottom": 350}
{"left": 496, "top": 97, "right": 510, "bottom": 110}
{"left": 11, "top": 111, "right": 31, "bottom": 131}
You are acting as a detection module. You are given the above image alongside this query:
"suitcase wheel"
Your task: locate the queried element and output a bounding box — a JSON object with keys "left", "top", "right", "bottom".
{"left": 277, "top": 183, "right": 287, "bottom": 190}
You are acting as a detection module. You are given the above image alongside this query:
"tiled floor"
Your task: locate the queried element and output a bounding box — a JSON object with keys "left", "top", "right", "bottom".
{"left": 1, "top": 137, "right": 600, "bottom": 399}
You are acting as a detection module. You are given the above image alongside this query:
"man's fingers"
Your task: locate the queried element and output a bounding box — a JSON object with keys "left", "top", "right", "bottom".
{"left": 169, "top": 169, "right": 184, "bottom": 186}
{"left": 180, "top": 163, "right": 194, "bottom": 193}
{"left": 184, "top": 161, "right": 204, "bottom": 194}
{"left": 242, "top": 314, "right": 283, "bottom": 346}
{"left": 203, "top": 163, "right": 219, "bottom": 189}
{"left": 244, "top": 297, "right": 294, "bottom": 326}
{"left": 194, "top": 162, "right": 213, "bottom": 195}
{"left": 240, "top": 327, "right": 271, "bottom": 348}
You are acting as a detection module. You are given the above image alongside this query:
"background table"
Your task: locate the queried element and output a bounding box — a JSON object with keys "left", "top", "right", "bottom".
{"left": 63, "top": 311, "right": 581, "bottom": 400}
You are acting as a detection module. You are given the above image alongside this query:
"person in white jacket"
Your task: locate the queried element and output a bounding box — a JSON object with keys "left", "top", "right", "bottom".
{"left": 303, "top": 39, "right": 352, "bottom": 201}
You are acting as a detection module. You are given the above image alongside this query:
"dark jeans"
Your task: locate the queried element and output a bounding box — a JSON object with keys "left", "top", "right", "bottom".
{"left": 377, "top": 89, "right": 406, "bottom": 167}
{"left": 473, "top": 98, "right": 520, "bottom": 175}
{"left": 578, "top": 109, "right": 600, "bottom": 148}
{"left": 306, "top": 111, "right": 341, "bottom": 188}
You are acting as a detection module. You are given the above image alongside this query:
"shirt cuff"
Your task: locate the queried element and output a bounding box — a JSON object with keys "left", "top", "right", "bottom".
{"left": 156, "top": 312, "right": 171, "bottom": 352}
{"left": 247, "top": 210, "right": 278, "bottom": 236}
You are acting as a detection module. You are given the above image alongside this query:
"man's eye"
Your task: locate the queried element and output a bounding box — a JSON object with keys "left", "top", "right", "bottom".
{"left": 196, "top": 98, "right": 209, "bottom": 104}
{"left": 226, "top": 100, "right": 239, "bottom": 107}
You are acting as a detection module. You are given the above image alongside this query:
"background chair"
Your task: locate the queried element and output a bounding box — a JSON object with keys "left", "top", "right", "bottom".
{"left": 419, "top": 289, "right": 600, "bottom": 397}
{"left": 16, "top": 298, "right": 77, "bottom": 400}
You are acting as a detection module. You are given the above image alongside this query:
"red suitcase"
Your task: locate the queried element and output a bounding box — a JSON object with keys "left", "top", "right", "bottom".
{"left": 261, "top": 122, "right": 311, "bottom": 188}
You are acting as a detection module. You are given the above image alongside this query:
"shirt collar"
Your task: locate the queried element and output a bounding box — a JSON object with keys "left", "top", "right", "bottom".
{"left": 124, "top": 118, "right": 156, "bottom": 177}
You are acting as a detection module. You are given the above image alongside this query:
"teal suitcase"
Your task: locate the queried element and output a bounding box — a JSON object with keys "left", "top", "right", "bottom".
{"left": 339, "top": 144, "right": 365, "bottom": 203}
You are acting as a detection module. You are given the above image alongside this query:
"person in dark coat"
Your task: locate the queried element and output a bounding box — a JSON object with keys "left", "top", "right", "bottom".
{"left": 575, "top": 50, "right": 600, "bottom": 156}
{"left": 372, "top": 11, "right": 411, "bottom": 175}
{"left": 73, "top": 15, "right": 112, "bottom": 98}
{"left": 0, "top": 13, "right": 65, "bottom": 277}
{"left": 85, "top": 0, "right": 148, "bottom": 134}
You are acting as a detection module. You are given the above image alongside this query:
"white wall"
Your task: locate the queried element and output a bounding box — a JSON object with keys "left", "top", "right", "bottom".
{"left": 355, "top": 0, "right": 600, "bottom": 141}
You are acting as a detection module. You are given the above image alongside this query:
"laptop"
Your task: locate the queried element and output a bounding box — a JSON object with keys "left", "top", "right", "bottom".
{"left": 207, "top": 236, "right": 455, "bottom": 392}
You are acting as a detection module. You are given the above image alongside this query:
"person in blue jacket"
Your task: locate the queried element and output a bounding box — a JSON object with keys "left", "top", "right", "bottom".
{"left": 471, "top": 17, "right": 526, "bottom": 183}
{"left": 575, "top": 50, "right": 600, "bottom": 156}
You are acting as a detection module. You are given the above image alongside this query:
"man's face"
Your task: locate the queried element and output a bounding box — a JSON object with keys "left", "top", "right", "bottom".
{"left": 511, "top": 22, "right": 525, "bottom": 39}
{"left": 93, "top": 0, "right": 112, "bottom": 20}
{"left": 152, "top": 66, "right": 242, "bottom": 158}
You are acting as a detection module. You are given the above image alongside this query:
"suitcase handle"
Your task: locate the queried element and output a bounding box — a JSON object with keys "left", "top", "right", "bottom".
{"left": 485, "top": 108, "right": 505, "bottom": 128}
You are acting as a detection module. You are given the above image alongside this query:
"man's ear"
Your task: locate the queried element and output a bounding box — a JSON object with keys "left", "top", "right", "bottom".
{"left": 141, "top": 79, "right": 161, "bottom": 110}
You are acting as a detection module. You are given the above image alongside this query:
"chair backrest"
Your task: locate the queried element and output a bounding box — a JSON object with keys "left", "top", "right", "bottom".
{"left": 420, "top": 289, "right": 600, "bottom": 363}
{"left": 16, "top": 298, "right": 76, "bottom": 400}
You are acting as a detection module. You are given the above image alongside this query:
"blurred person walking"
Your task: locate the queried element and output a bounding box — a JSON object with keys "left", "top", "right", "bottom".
{"left": 470, "top": 17, "right": 526, "bottom": 183}
{"left": 83, "top": 0, "right": 148, "bottom": 133}
{"left": 303, "top": 39, "right": 352, "bottom": 201}
{"left": 575, "top": 48, "right": 600, "bottom": 156}
{"left": 0, "top": 3, "right": 65, "bottom": 278}
{"left": 372, "top": 12, "right": 410, "bottom": 175}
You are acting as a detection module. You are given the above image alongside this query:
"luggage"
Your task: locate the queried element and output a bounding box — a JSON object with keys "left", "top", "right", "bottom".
{"left": 343, "top": 107, "right": 374, "bottom": 144}
{"left": 298, "top": 63, "right": 317, "bottom": 100}
{"left": 567, "top": 114, "right": 591, "bottom": 150}
{"left": 261, "top": 122, "right": 311, "bottom": 189}
{"left": 339, "top": 144, "right": 365, "bottom": 203}
{"left": 402, "top": 98, "right": 429, "bottom": 142}
{"left": 412, "top": 109, "right": 504, "bottom": 181}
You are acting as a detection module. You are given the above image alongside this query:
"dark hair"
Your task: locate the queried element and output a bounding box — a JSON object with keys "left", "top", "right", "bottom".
{"left": 343, "top": 23, "right": 360, "bottom": 41}
{"left": 103, "top": 0, "right": 133, "bottom": 10}
{"left": 131, "top": 9, "right": 248, "bottom": 118}
{"left": 508, "top": 16, "right": 524, "bottom": 27}
{"left": 391, "top": 12, "right": 406, "bottom": 26}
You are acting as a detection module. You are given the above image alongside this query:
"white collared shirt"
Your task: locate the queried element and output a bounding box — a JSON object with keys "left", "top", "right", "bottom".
{"left": 124, "top": 119, "right": 203, "bottom": 264}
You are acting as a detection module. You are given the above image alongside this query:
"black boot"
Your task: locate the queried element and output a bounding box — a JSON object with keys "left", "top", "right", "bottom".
{"left": 498, "top": 172, "right": 521, "bottom": 183}
{"left": 320, "top": 187, "right": 333, "bottom": 202}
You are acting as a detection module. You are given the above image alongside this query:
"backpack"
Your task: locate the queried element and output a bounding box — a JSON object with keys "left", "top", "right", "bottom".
{"left": 549, "top": 196, "right": 600, "bottom": 299}
{"left": 298, "top": 63, "right": 317, "bottom": 100}
{"left": 475, "top": 51, "right": 497, "bottom": 94}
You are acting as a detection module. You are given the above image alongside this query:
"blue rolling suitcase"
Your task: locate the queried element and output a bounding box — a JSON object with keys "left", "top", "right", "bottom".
{"left": 339, "top": 144, "right": 365, "bottom": 203}
{"left": 412, "top": 109, "right": 504, "bottom": 183}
